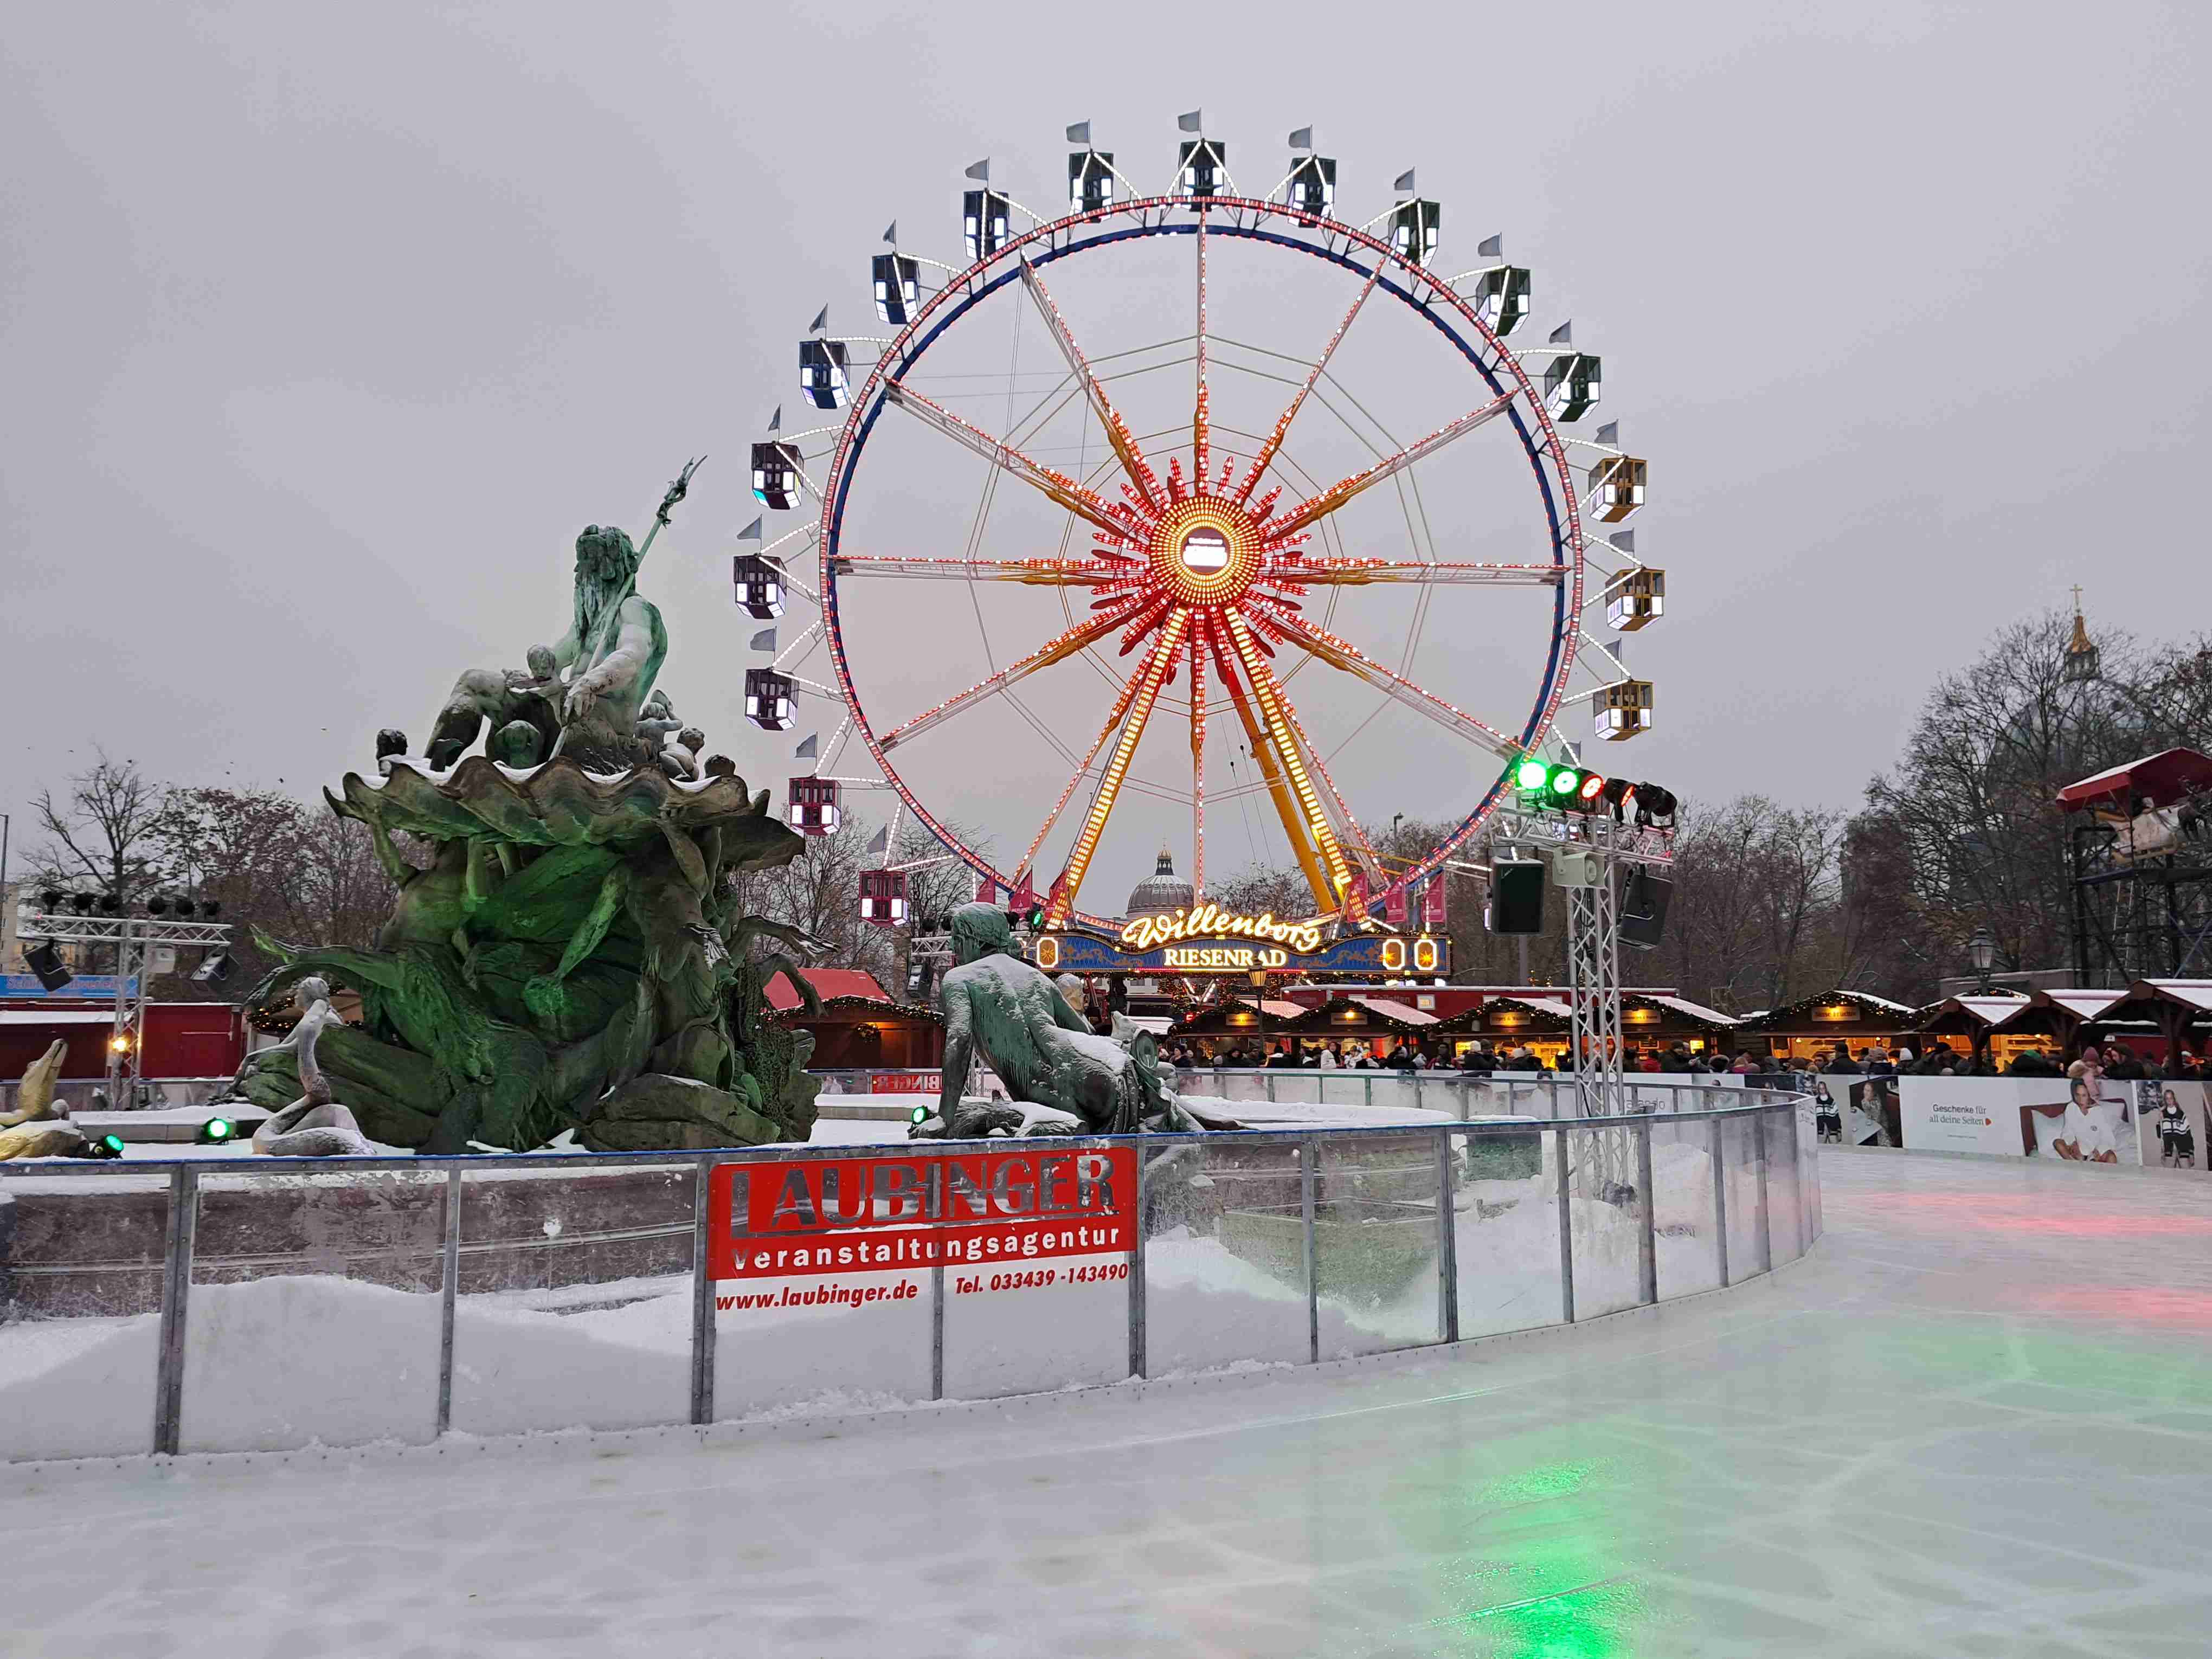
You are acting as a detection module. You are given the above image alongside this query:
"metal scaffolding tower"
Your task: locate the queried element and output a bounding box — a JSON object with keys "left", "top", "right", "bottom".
{"left": 17, "top": 911, "right": 233, "bottom": 1103}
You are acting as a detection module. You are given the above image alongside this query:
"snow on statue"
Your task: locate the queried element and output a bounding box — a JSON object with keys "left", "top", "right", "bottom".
{"left": 919, "top": 902, "right": 1218, "bottom": 1138}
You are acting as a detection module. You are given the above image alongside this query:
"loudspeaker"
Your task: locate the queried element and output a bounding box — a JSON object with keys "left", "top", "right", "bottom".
{"left": 1487, "top": 859, "right": 1546, "bottom": 935}
{"left": 24, "top": 940, "right": 73, "bottom": 993}
{"left": 1618, "top": 867, "right": 1673, "bottom": 950}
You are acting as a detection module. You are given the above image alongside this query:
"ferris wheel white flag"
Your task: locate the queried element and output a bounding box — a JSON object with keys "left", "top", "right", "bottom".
{"left": 794, "top": 733, "right": 818, "bottom": 760}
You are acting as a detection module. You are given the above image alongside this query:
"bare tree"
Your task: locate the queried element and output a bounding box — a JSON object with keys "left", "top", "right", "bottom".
{"left": 28, "top": 753, "right": 170, "bottom": 905}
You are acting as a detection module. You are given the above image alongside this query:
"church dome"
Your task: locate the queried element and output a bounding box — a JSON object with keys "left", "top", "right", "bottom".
{"left": 1125, "top": 846, "right": 1193, "bottom": 919}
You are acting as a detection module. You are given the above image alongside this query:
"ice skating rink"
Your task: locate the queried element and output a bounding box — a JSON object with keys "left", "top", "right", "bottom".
{"left": 5, "top": 1150, "right": 2210, "bottom": 1658}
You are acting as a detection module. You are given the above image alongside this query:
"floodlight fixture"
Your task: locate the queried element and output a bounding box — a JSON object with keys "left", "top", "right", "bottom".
{"left": 25, "top": 940, "right": 72, "bottom": 992}
{"left": 197, "top": 1116, "right": 236, "bottom": 1145}
{"left": 1515, "top": 757, "right": 1550, "bottom": 792}
{"left": 871, "top": 253, "right": 921, "bottom": 325}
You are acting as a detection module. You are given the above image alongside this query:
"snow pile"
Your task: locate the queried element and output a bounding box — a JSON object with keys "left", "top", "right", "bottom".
{"left": 0, "top": 1135, "right": 1787, "bottom": 1461}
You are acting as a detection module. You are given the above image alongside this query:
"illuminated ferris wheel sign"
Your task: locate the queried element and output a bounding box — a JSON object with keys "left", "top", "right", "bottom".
{"left": 737, "top": 117, "right": 1663, "bottom": 934}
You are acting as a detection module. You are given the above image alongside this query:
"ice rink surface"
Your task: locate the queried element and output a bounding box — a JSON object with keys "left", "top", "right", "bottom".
{"left": 6, "top": 1150, "right": 2211, "bottom": 1658}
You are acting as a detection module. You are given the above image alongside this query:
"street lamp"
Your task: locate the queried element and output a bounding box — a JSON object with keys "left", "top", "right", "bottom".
{"left": 1969, "top": 926, "right": 1996, "bottom": 994}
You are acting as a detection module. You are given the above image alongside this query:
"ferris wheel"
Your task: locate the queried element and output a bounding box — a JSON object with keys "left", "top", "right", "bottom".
{"left": 735, "top": 117, "right": 1663, "bottom": 934}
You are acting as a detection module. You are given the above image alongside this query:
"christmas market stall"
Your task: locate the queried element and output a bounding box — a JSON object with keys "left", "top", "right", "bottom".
{"left": 766, "top": 968, "right": 943, "bottom": 1072}
{"left": 1733, "top": 989, "right": 1924, "bottom": 1066}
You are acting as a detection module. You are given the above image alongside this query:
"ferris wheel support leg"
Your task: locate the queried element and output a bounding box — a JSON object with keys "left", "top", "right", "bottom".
{"left": 1212, "top": 628, "right": 1335, "bottom": 917}
{"left": 1044, "top": 611, "right": 1190, "bottom": 928}
{"left": 1221, "top": 611, "right": 1356, "bottom": 914}
{"left": 1018, "top": 641, "right": 1159, "bottom": 890}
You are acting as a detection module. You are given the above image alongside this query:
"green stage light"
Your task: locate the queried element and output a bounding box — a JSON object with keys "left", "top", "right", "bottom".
{"left": 1548, "top": 765, "right": 1581, "bottom": 796}
{"left": 1514, "top": 758, "right": 1549, "bottom": 790}
{"left": 909, "top": 1104, "right": 930, "bottom": 1126}
{"left": 99, "top": 1134, "right": 126, "bottom": 1155}
{"left": 197, "top": 1116, "right": 236, "bottom": 1145}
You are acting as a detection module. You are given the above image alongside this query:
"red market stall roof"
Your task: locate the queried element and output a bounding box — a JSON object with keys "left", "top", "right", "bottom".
{"left": 763, "top": 968, "right": 891, "bottom": 1012}
{"left": 2056, "top": 748, "right": 2212, "bottom": 813}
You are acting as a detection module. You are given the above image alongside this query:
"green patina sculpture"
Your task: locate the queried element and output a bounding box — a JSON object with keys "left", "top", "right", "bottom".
{"left": 226, "top": 464, "right": 826, "bottom": 1153}
{"left": 921, "top": 903, "right": 1205, "bottom": 1139}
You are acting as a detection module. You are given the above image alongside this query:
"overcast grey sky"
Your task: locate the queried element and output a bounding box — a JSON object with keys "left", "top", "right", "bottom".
{"left": 3, "top": 3, "right": 2207, "bottom": 905}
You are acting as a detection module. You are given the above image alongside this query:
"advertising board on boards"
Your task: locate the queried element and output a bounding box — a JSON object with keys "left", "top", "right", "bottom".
{"left": 709, "top": 1145, "right": 1138, "bottom": 1281}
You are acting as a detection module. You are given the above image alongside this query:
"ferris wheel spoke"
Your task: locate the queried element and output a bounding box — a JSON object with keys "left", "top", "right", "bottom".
{"left": 882, "top": 380, "right": 1129, "bottom": 536}
{"left": 1265, "top": 557, "right": 1562, "bottom": 589}
{"left": 1264, "top": 388, "right": 1521, "bottom": 540}
{"left": 1189, "top": 630, "right": 1207, "bottom": 899}
{"left": 1219, "top": 610, "right": 1359, "bottom": 914}
{"left": 880, "top": 609, "right": 1131, "bottom": 751}
{"left": 1018, "top": 261, "right": 1165, "bottom": 512}
{"left": 1252, "top": 604, "right": 1519, "bottom": 758}
{"left": 830, "top": 554, "right": 1127, "bottom": 585}
{"left": 1193, "top": 210, "right": 1212, "bottom": 490}
{"left": 1207, "top": 625, "right": 1334, "bottom": 913}
{"left": 1043, "top": 609, "right": 1192, "bottom": 925}
{"left": 1234, "top": 261, "right": 1382, "bottom": 506}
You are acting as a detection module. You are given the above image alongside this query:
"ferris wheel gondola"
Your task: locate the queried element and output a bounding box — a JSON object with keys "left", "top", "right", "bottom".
{"left": 734, "top": 116, "right": 1670, "bottom": 932}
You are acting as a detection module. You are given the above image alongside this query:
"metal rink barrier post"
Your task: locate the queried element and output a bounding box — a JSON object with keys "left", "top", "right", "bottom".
{"left": 1436, "top": 1128, "right": 1459, "bottom": 1342}
{"left": 1636, "top": 1116, "right": 1657, "bottom": 1306}
{"left": 1754, "top": 1109, "right": 1774, "bottom": 1274}
{"left": 1128, "top": 1148, "right": 1149, "bottom": 1379}
{"left": 1301, "top": 1135, "right": 1319, "bottom": 1364}
{"left": 151, "top": 1166, "right": 197, "bottom": 1456}
{"left": 1711, "top": 1114, "right": 1732, "bottom": 1288}
{"left": 1554, "top": 1122, "right": 1576, "bottom": 1324}
{"left": 437, "top": 1166, "right": 461, "bottom": 1437}
{"left": 690, "top": 1154, "right": 716, "bottom": 1425}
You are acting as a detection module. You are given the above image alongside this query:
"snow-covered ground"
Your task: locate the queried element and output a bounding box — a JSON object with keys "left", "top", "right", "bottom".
{"left": 4, "top": 1151, "right": 2210, "bottom": 1654}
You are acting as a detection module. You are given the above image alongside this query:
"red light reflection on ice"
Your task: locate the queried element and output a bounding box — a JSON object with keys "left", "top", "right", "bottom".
{"left": 1853, "top": 1193, "right": 2212, "bottom": 1240}
{"left": 2014, "top": 1287, "right": 2212, "bottom": 1327}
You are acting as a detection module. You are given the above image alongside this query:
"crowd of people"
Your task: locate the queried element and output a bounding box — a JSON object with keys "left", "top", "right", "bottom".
{"left": 1808, "top": 1040, "right": 2203, "bottom": 1081}
{"left": 1160, "top": 1038, "right": 1777, "bottom": 1076}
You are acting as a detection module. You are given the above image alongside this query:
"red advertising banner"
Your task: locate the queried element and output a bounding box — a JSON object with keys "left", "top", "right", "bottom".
{"left": 866, "top": 1071, "right": 943, "bottom": 1095}
{"left": 709, "top": 1146, "right": 1137, "bottom": 1280}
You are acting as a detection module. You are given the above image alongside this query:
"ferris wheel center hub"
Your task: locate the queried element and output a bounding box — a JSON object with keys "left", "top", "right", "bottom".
{"left": 1148, "top": 496, "right": 1263, "bottom": 606}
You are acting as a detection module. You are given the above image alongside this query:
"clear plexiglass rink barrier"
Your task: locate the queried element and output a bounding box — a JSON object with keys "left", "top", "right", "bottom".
{"left": 0, "top": 1085, "right": 1816, "bottom": 1462}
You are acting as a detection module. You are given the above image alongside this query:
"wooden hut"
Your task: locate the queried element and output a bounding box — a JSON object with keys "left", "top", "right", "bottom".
{"left": 1733, "top": 989, "right": 1924, "bottom": 1066}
